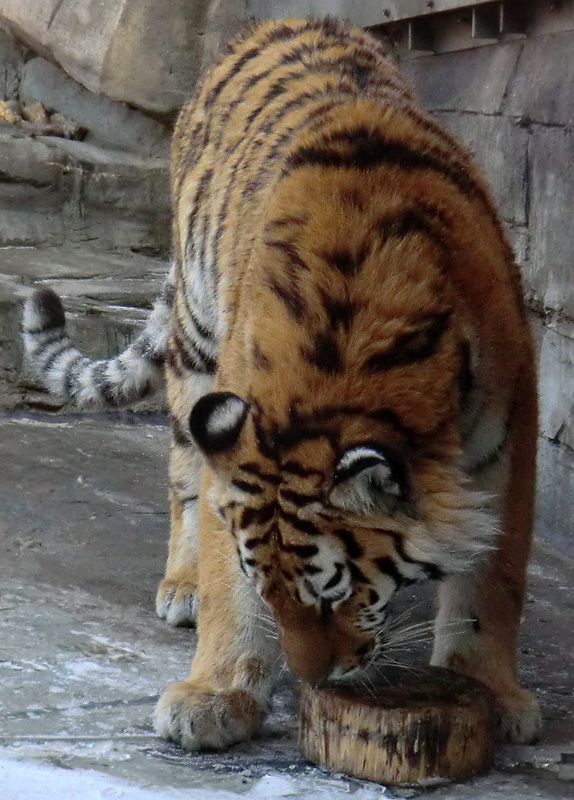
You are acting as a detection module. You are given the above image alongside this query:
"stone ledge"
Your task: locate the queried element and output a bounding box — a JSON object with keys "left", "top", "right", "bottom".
{"left": 20, "top": 57, "right": 170, "bottom": 157}
{"left": 0, "top": 127, "right": 170, "bottom": 253}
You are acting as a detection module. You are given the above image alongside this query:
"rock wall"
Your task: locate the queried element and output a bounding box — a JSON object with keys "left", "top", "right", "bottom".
{"left": 398, "top": 34, "right": 574, "bottom": 555}
{"left": 0, "top": 0, "right": 213, "bottom": 115}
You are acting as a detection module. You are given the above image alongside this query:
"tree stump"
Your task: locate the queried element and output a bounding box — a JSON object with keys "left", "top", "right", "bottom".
{"left": 299, "top": 666, "right": 495, "bottom": 786}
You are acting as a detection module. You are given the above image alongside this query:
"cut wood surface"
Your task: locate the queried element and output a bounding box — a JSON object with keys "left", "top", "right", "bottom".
{"left": 299, "top": 666, "right": 495, "bottom": 786}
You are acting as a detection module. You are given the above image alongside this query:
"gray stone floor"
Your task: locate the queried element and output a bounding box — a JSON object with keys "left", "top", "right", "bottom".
{"left": 1, "top": 412, "right": 573, "bottom": 799}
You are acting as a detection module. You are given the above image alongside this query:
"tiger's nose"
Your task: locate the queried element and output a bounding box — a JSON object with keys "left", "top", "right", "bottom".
{"left": 276, "top": 614, "right": 373, "bottom": 685}
{"left": 277, "top": 620, "right": 335, "bottom": 685}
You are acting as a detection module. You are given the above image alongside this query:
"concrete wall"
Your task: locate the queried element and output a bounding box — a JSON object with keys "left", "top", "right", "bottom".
{"left": 396, "top": 34, "right": 574, "bottom": 555}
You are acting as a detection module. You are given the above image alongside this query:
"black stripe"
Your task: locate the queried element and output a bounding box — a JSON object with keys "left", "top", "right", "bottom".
{"left": 204, "top": 47, "right": 262, "bottom": 109}
{"left": 301, "top": 332, "right": 342, "bottom": 374}
{"left": 173, "top": 326, "right": 217, "bottom": 375}
{"left": 378, "top": 529, "right": 418, "bottom": 565}
{"left": 239, "top": 462, "right": 280, "bottom": 484}
{"left": 231, "top": 479, "right": 263, "bottom": 495}
{"left": 274, "top": 423, "right": 334, "bottom": 453}
{"left": 181, "top": 170, "right": 218, "bottom": 348}
{"left": 279, "top": 489, "right": 319, "bottom": 508}
{"left": 322, "top": 246, "right": 368, "bottom": 277}
{"left": 244, "top": 530, "right": 273, "bottom": 549}
{"left": 212, "top": 66, "right": 276, "bottom": 148}
{"left": 65, "top": 354, "right": 89, "bottom": 397}
{"left": 92, "top": 363, "right": 120, "bottom": 407}
{"left": 266, "top": 21, "right": 311, "bottom": 44}
{"left": 264, "top": 238, "right": 309, "bottom": 273}
{"left": 376, "top": 207, "right": 448, "bottom": 251}
{"left": 185, "top": 298, "right": 217, "bottom": 344}
{"left": 212, "top": 41, "right": 339, "bottom": 154}
{"left": 134, "top": 334, "right": 164, "bottom": 366}
{"left": 303, "top": 580, "right": 320, "bottom": 599}
{"left": 42, "top": 342, "right": 71, "bottom": 375}
{"left": 31, "top": 330, "right": 66, "bottom": 361}
{"left": 243, "top": 71, "right": 307, "bottom": 130}
{"left": 373, "top": 556, "right": 409, "bottom": 588}
{"left": 240, "top": 504, "right": 276, "bottom": 528}
{"left": 264, "top": 274, "right": 307, "bottom": 321}
{"left": 278, "top": 509, "right": 322, "bottom": 537}
{"left": 333, "top": 529, "right": 363, "bottom": 559}
{"left": 171, "top": 332, "right": 202, "bottom": 373}
{"left": 323, "top": 562, "right": 345, "bottom": 591}
{"left": 276, "top": 402, "right": 420, "bottom": 447}
{"left": 278, "top": 541, "right": 319, "bottom": 558}
{"left": 181, "top": 320, "right": 218, "bottom": 371}
{"left": 265, "top": 215, "right": 308, "bottom": 230}
{"left": 321, "top": 293, "right": 357, "bottom": 331}
{"left": 335, "top": 455, "right": 385, "bottom": 483}
{"left": 348, "top": 561, "right": 369, "bottom": 584}
{"left": 209, "top": 95, "right": 349, "bottom": 303}
{"left": 363, "top": 312, "right": 451, "bottom": 374}
{"left": 209, "top": 22, "right": 346, "bottom": 152}
{"left": 184, "top": 169, "right": 213, "bottom": 258}
{"left": 283, "top": 127, "right": 480, "bottom": 204}
{"left": 377, "top": 529, "right": 443, "bottom": 580}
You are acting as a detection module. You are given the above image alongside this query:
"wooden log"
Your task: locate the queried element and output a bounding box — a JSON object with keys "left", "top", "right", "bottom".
{"left": 299, "top": 666, "right": 495, "bottom": 786}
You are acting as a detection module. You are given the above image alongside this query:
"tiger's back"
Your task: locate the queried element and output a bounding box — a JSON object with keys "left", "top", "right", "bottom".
{"left": 169, "top": 17, "right": 527, "bottom": 405}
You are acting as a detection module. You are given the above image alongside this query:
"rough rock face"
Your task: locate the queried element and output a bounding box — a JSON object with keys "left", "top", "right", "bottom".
{"left": 20, "top": 58, "right": 169, "bottom": 154}
{"left": 0, "top": 0, "right": 213, "bottom": 115}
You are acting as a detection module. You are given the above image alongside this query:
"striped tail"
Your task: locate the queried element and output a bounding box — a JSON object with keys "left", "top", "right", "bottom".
{"left": 22, "top": 271, "right": 175, "bottom": 408}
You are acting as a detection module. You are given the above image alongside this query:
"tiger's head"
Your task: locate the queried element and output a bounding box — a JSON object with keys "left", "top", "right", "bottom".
{"left": 189, "top": 389, "right": 496, "bottom": 685}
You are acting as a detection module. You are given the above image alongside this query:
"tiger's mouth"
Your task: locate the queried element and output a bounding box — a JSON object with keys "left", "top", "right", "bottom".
{"left": 272, "top": 600, "right": 375, "bottom": 686}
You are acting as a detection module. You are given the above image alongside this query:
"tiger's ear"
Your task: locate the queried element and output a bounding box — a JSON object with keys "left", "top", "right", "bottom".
{"left": 329, "top": 446, "right": 407, "bottom": 515}
{"left": 190, "top": 392, "right": 248, "bottom": 456}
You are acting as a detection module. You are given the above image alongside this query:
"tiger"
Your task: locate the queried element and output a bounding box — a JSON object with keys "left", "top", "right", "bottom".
{"left": 23, "top": 17, "right": 540, "bottom": 751}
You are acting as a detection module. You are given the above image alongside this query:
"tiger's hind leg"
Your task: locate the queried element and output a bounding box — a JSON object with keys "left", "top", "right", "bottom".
{"left": 155, "top": 473, "right": 282, "bottom": 750}
{"left": 432, "top": 363, "right": 541, "bottom": 744}
{"left": 156, "top": 356, "right": 213, "bottom": 626}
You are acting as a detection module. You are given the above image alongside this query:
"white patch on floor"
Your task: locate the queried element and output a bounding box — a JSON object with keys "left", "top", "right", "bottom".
{"left": 0, "top": 758, "right": 393, "bottom": 800}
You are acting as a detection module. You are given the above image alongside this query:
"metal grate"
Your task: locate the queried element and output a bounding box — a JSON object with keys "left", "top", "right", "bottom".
{"left": 250, "top": 1, "right": 574, "bottom": 57}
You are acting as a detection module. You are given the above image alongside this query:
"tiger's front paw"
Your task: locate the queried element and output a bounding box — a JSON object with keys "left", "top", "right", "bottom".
{"left": 496, "top": 686, "right": 541, "bottom": 744}
{"left": 156, "top": 577, "right": 198, "bottom": 627}
{"left": 154, "top": 681, "right": 267, "bottom": 751}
